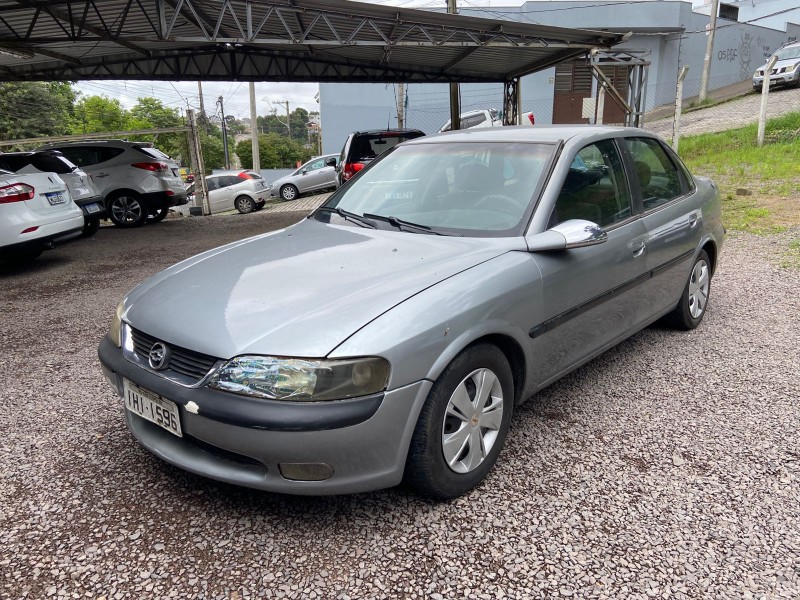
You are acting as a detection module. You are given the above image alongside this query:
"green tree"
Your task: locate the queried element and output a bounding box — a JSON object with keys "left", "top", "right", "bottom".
{"left": 200, "top": 133, "right": 226, "bottom": 172}
{"left": 125, "top": 97, "right": 188, "bottom": 164}
{"left": 235, "top": 133, "right": 312, "bottom": 170}
{"left": 255, "top": 108, "right": 310, "bottom": 142}
{"left": 0, "top": 82, "right": 76, "bottom": 142}
{"left": 72, "top": 95, "right": 127, "bottom": 134}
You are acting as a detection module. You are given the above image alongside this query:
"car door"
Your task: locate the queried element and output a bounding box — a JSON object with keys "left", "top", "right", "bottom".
{"left": 298, "top": 158, "right": 328, "bottom": 193}
{"left": 622, "top": 137, "right": 703, "bottom": 315}
{"left": 205, "top": 177, "right": 225, "bottom": 213}
{"left": 527, "top": 139, "right": 652, "bottom": 387}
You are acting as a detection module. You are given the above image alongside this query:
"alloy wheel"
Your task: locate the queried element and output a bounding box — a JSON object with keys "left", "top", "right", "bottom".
{"left": 688, "top": 259, "right": 710, "bottom": 319}
{"left": 111, "top": 196, "right": 144, "bottom": 225}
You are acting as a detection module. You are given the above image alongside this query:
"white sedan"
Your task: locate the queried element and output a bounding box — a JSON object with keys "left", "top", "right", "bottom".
{"left": 0, "top": 169, "right": 84, "bottom": 263}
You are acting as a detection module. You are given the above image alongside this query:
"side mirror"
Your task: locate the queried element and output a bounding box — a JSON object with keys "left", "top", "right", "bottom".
{"left": 325, "top": 157, "right": 337, "bottom": 167}
{"left": 527, "top": 219, "right": 607, "bottom": 252}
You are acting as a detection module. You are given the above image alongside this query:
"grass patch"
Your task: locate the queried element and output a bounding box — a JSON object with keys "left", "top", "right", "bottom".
{"left": 678, "top": 112, "right": 800, "bottom": 232}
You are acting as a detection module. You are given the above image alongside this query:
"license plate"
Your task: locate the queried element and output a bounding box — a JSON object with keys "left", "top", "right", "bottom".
{"left": 123, "top": 379, "right": 182, "bottom": 437}
{"left": 46, "top": 192, "right": 66, "bottom": 205}
{"left": 85, "top": 202, "right": 103, "bottom": 214}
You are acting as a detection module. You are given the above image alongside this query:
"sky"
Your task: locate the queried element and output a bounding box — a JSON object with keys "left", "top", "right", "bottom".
{"left": 72, "top": 0, "right": 528, "bottom": 120}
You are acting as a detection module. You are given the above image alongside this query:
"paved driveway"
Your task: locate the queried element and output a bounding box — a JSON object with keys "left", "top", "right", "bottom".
{"left": 1, "top": 212, "right": 798, "bottom": 599}
{"left": 646, "top": 86, "right": 800, "bottom": 137}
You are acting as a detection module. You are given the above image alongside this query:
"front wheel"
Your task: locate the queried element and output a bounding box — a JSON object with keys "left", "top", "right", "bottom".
{"left": 234, "top": 195, "right": 256, "bottom": 214}
{"left": 665, "top": 250, "right": 712, "bottom": 330}
{"left": 280, "top": 184, "right": 298, "bottom": 201}
{"left": 108, "top": 193, "right": 147, "bottom": 227}
{"left": 404, "top": 344, "right": 514, "bottom": 499}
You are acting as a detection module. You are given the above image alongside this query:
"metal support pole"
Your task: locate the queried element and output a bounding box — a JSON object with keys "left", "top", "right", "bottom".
{"left": 217, "top": 96, "right": 230, "bottom": 170}
{"left": 447, "top": 0, "right": 460, "bottom": 131}
{"left": 758, "top": 54, "right": 778, "bottom": 146}
{"left": 502, "top": 79, "right": 519, "bottom": 126}
{"left": 699, "top": 0, "right": 719, "bottom": 104}
{"left": 284, "top": 101, "right": 291, "bottom": 138}
{"left": 249, "top": 82, "right": 260, "bottom": 171}
{"left": 672, "top": 65, "right": 689, "bottom": 152}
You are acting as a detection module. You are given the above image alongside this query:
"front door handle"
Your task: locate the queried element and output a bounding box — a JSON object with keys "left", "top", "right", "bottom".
{"left": 631, "top": 240, "right": 646, "bottom": 257}
{"left": 688, "top": 212, "right": 700, "bottom": 228}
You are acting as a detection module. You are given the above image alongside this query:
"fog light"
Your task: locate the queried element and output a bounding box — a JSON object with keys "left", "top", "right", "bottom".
{"left": 279, "top": 463, "right": 334, "bottom": 481}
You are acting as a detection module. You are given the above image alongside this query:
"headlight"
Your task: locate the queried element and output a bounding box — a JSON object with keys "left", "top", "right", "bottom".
{"left": 109, "top": 301, "right": 124, "bottom": 347}
{"left": 208, "top": 356, "right": 390, "bottom": 401}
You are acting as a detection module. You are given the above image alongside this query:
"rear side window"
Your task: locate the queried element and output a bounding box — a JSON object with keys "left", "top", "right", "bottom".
{"left": 219, "top": 176, "right": 240, "bottom": 188}
{"left": 0, "top": 155, "right": 29, "bottom": 172}
{"left": 462, "top": 113, "right": 487, "bottom": 129}
{"left": 56, "top": 146, "right": 125, "bottom": 167}
{"left": 624, "top": 138, "right": 685, "bottom": 210}
{"left": 241, "top": 171, "right": 262, "bottom": 179}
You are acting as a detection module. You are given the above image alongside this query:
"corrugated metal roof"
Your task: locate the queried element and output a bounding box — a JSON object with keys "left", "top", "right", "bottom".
{"left": 0, "top": 0, "right": 625, "bottom": 82}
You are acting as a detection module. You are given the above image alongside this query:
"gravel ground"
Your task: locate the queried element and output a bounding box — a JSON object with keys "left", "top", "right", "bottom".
{"left": 1, "top": 211, "right": 798, "bottom": 599}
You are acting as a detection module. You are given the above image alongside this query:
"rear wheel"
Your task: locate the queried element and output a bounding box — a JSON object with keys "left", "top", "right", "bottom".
{"left": 108, "top": 192, "right": 147, "bottom": 227}
{"left": 404, "top": 344, "right": 514, "bottom": 499}
{"left": 80, "top": 216, "right": 100, "bottom": 238}
{"left": 280, "top": 184, "right": 298, "bottom": 201}
{"left": 665, "top": 250, "right": 712, "bottom": 330}
{"left": 234, "top": 195, "right": 255, "bottom": 214}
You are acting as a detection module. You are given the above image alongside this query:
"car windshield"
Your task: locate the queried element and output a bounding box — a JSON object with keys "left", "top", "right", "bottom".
{"left": 775, "top": 46, "right": 800, "bottom": 61}
{"left": 319, "top": 141, "right": 555, "bottom": 237}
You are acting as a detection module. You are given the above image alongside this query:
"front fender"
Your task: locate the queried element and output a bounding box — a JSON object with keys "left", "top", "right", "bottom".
{"left": 328, "top": 251, "right": 543, "bottom": 394}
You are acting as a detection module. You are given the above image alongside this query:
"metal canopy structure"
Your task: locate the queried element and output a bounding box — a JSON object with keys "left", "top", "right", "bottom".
{"left": 0, "top": 0, "right": 625, "bottom": 83}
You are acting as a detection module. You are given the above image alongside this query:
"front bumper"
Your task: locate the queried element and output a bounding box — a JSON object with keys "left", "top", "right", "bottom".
{"left": 98, "top": 336, "right": 432, "bottom": 495}
{"left": 753, "top": 70, "right": 800, "bottom": 88}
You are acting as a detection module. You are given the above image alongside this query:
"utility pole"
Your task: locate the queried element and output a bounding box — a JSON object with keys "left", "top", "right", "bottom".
{"left": 699, "top": 0, "right": 719, "bottom": 104}
{"left": 283, "top": 101, "right": 291, "bottom": 138}
{"left": 447, "top": 0, "right": 460, "bottom": 130}
{"left": 397, "top": 83, "right": 406, "bottom": 128}
{"left": 249, "top": 82, "right": 260, "bottom": 172}
{"left": 197, "top": 81, "right": 206, "bottom": 118}
{"left": 217, "top": 95, "right": 230, "bottom": 170}
{"left": 187, "top": 109, "right": 210, "bottom": 216}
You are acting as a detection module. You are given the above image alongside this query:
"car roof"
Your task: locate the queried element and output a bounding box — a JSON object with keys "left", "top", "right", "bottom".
{"left": 407, "top": 124, "right": 643, "bottom": 145}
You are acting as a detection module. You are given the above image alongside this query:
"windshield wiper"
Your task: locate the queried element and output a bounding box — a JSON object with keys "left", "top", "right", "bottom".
{"left": 316, "top": 206, "right": 376, "bottom": 229}
{"left": 363, "top": 213, "right": 457, "bottom": 236}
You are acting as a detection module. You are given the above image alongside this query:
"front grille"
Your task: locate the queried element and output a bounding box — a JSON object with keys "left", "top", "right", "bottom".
{"left": 130, "top": 327, "right": 218, "bottom": 381}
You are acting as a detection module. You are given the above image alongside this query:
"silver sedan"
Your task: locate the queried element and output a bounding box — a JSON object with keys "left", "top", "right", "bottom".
{"left": 268, "top": 154, "right": 339, "bottom": 201}
{"left": 99, "top": 126, "right": 724, "bottom": 499}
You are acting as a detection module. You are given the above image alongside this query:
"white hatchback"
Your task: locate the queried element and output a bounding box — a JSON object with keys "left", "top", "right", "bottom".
{"left": 189, "top": 171, "right": 268, "bottom": 215}
{"left": 0, "top": 169, "right": 84, "bottom": 262}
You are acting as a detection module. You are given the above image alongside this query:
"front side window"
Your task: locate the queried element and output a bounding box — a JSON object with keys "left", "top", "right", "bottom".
{"left": 306, "top": 159, "right": 325, "bottom": 171}
{"left": 624, "top": 137, "right": 685, "bottom": 210}
{"left": 550, "top": 140, "right": 632, "bottom": 228}
{"left": 321, "top": 141, "right": 555, "bottom": 236}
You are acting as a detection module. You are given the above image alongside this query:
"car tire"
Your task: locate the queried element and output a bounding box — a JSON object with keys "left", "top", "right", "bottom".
{"left": 147, "top": 208, "right": 169, "bottom": 223}
{"left": 665, "top": 249, "right": 712, "bottom": 330}
{"left": 280, "top": 184, "right": 299, "bottom": 201}
{"left": 234, "top": 195, "right": 255, "bottom": 214}
{"left": 81, "top": 216, "right": 100, "bottom": 238}
{"left": 108, "top": 192, "right": 147, "bottom": 228}
{"left": 403, "top": 343, "right": 514, "bottom": 499}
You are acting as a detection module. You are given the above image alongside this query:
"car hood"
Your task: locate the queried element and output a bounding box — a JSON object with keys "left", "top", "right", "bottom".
{"left": 758, "top": 58, "right": 800, "bottom": 71}
{"left": 124, "top": 218, "right": 522, "bottom": 359}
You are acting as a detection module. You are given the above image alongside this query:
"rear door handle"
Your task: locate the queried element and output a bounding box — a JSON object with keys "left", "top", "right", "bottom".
{"left": 630, "top": 240, "right": 646, "bottom": 257}
{"left": 688, "top": 212, "right": 700, "bottom": 228}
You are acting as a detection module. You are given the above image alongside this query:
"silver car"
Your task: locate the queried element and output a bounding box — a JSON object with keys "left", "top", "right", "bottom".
{"left": 99, "top": 126, "right": 724, "bottom": 499}
{"left": 268, "top": 154, "right": 339, "bottom": 201}
{"left": 752, "top": 41, "right": 800, "bottom": 91}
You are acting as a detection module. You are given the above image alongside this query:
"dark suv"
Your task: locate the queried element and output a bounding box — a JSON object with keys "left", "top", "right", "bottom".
{"left": 329, "top": 128, "right": 425, "bottom": 186}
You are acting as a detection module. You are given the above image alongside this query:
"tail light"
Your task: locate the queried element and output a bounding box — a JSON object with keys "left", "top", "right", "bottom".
{"left": 341, "top": 162, "right": 365, "bottom": 181}
{"left": 131, "top": 162, "right": 168, "bottom": 173}
{"left": 238, "top": 171, "right": 256, "bottom": 179}
{"left": 527, "top": 113, "right": 535, "bottom": 125}
{"left": 0, "top": 183, "right": 35, "bottom": 204}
